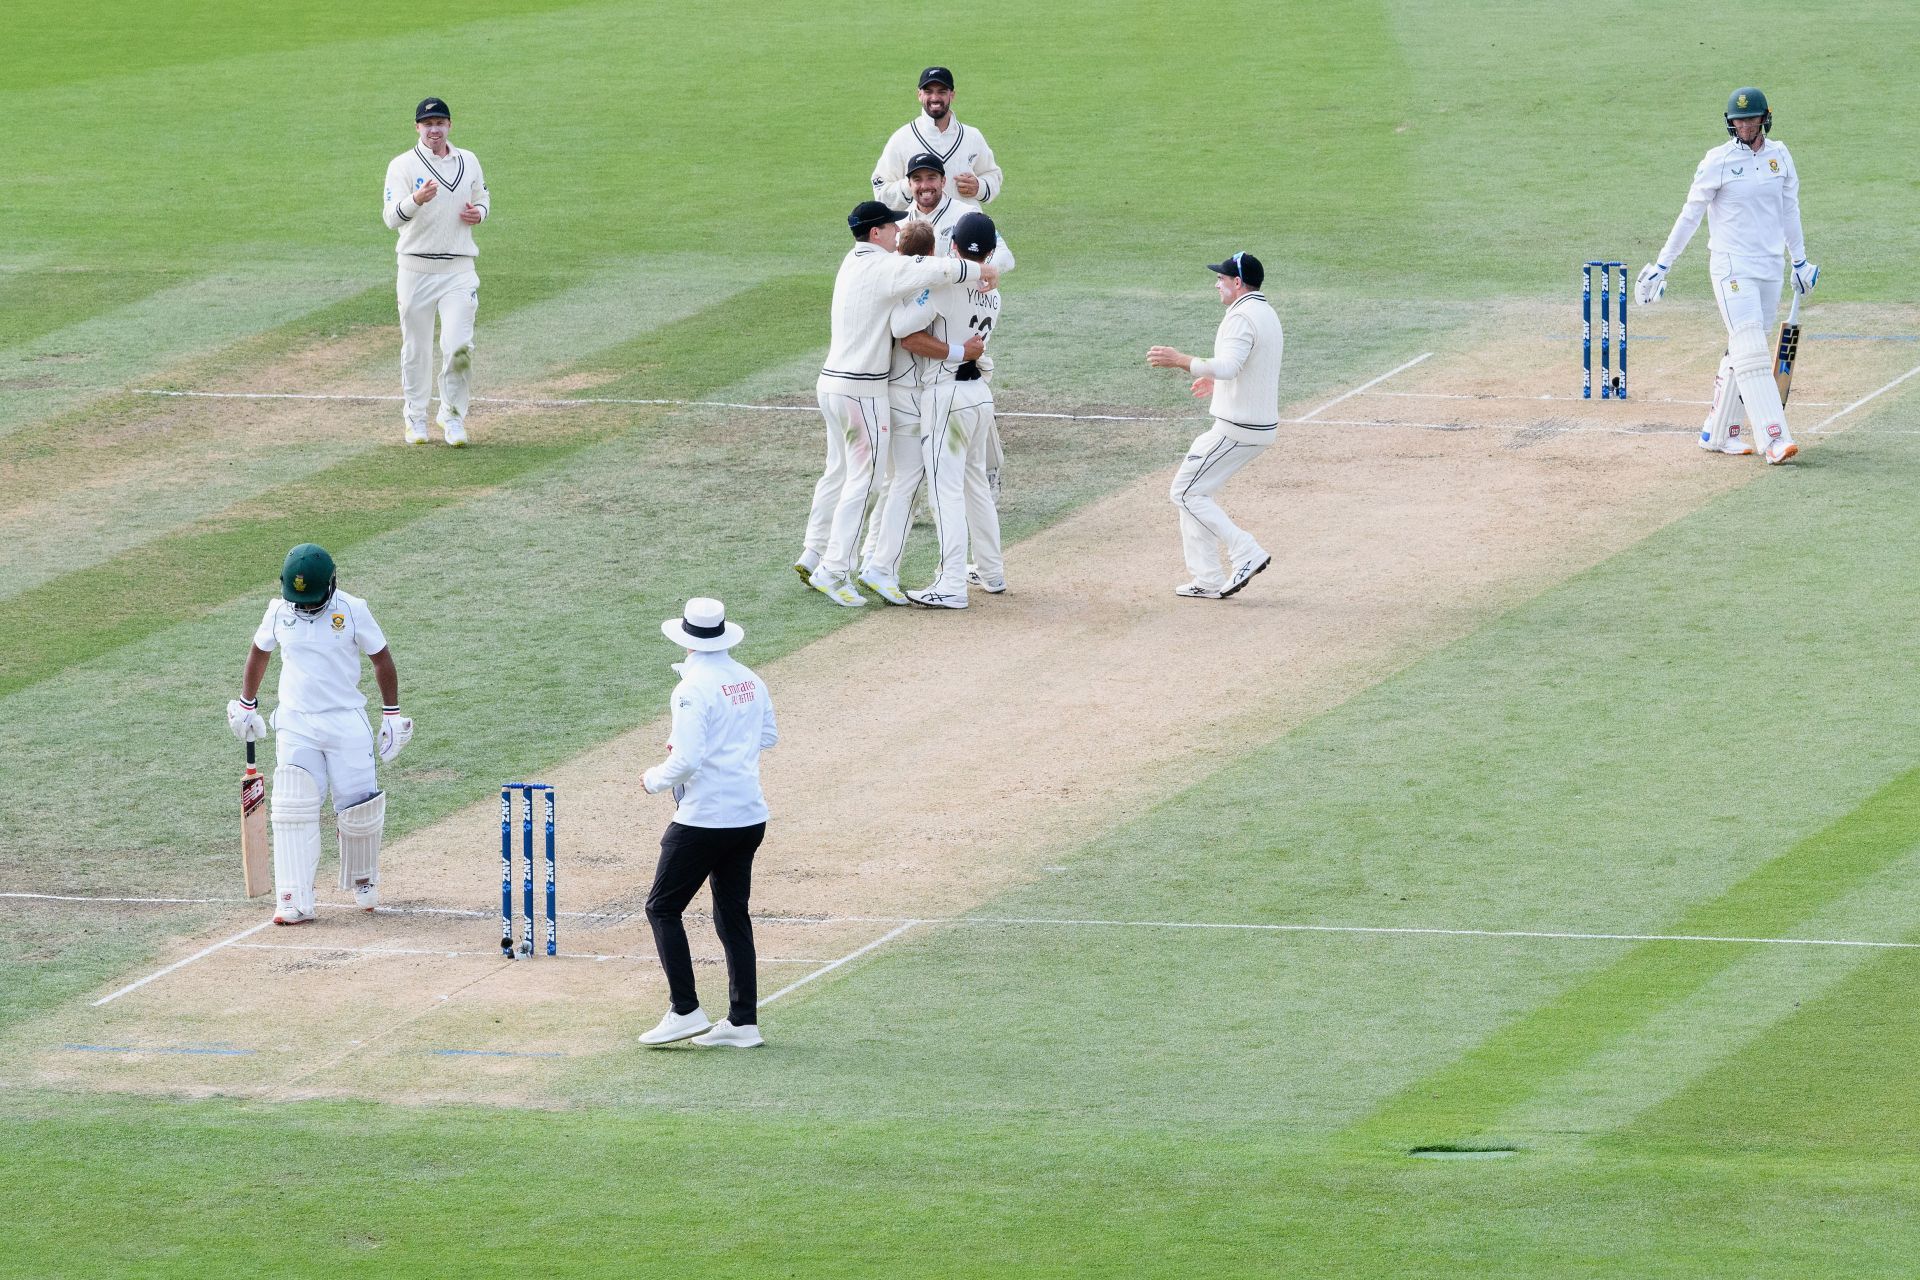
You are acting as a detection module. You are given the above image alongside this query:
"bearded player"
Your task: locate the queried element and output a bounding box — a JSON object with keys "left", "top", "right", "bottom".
{"left": 1637, "top": 87, "right": 1817, "bottom": 464}
{"left": 226, "top": 544, "right": 414, "bottom": 924}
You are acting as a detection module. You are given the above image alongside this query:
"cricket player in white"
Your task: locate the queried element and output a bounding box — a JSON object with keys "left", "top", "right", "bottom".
{"left": 1638, "top": 87, "right": 1816, "bottom": 465}
{"left": 382, "top": 97, "right": 489, "bottom": 447}
{"left": 1147, "top": 252, "right": 1283, "bottom": 599}
{"left": 867, "top": 213, "right": 1003, "bottom": 609}
{"left": 872, "top": 66, "right": 1003, "bottom": 211}
{"left": 226, "top": 544, "right": 413, "bottom": 924}
{"left": 796, "top": 200, "right": 997, "bottom": 607}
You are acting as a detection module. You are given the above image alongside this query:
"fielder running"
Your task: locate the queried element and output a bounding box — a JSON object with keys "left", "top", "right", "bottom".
{"left": 1147, "top": 252, "right": 1282, "bottom": 599}
{"left": 382, "top": 96, "right": 490, "bottom": 447}
{"left": 1637, "top": 87, "right": 1816, "bottom": 465}
{"left": 226, "top": 544, "right": 413, "bottom": 925}
{"left": 872, "top": 66, "right": 1003, "bottom": 211}
{"left": 795, "top": 201, "right": 997, "bottom": 607}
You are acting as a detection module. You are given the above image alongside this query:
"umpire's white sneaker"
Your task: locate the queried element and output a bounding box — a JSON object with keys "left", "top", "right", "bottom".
{"left": 857, "top": 569, "right": 909, "bottom": 605}
{"left": 966, "top": 565, "right": 1007, "bottom": 594}
{"left": 638, "top": 1007, "right": 712, "bottom": 1046}
{"left": 691, "top": 1020, "right": 764, "bottom": 1048}
{"left": 807, "top": 569, "right": 867, "bottom": 607}
{"left": 1174, "top": 581, "right": 1223, "bottom": 599}
{"left": 404, "top": 423, "right": 429, "bottom": 446}
{"left": 906, "top": 587, "right": 967, "bottom": 609}
{"left": 1221, "top": 554, "right": 1271, "bottom": 598}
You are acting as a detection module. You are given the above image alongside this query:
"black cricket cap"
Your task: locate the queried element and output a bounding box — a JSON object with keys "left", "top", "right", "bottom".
{"left": 953, "top": 211, "right": 997, "bottom": 258}
{"left": 906, "top": 151, "right": 946, "bottom": 177}
{"left": 919, "top": 66, "right": 954, "bottom": 89}
{"left": 1206, "top": 251, "right": 1264, "bottom": 289}
{"left": 848, "top": 200, "right": 909, "bottom": 237}
{"left": 416, "top": 97, "right": 451, "bottom": 121}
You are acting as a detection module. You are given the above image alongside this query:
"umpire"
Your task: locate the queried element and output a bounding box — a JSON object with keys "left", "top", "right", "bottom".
{"left": 636, "top": 598, "right": 780, "bottom": 1048}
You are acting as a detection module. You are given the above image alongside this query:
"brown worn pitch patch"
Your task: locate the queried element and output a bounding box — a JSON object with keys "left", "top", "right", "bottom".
{"left": 21, "top": 309, "right": 1920, "bottom": 1107}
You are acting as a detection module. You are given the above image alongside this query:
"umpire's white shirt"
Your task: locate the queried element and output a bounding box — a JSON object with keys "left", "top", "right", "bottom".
{"left": 643, "top": 650, "right": 779, "bottom": 829}
{"left": 1191, "top": 291, "right": 1284, "bottom": 444}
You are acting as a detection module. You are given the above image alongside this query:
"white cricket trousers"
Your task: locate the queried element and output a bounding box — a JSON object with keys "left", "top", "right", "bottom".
{"left": 868, "top": 382, "right": 965, "bottom": 590}
{"left": 269, "top": 706, "right": 377, "bottom": 916}
{"left": 959, "top": 398, "right": 1004, "bottom": 583}
{"left": 807, "top": 390, "right": 888, "bottom": 576}
{"left": 397, "top": 266, "right": 479, "bottom": 430}
{"left": 1171, "top": 424, "right": 1269, "bottom": 592}
{"left": 1705, "top": 258, "right": 1793, "bottom": 452}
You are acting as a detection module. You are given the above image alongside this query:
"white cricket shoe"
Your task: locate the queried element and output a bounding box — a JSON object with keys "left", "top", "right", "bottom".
{"left": 966, "top": 565, "right": 1007, "bottom": 594}
{"left": 857, "top": 570, "right": 909, "bottom": 606}
{"left": 638, "top": 1007, "right": 712, "bottom": 1046}
{"left": 404, "top": 423, "right": 429, "bottom": 446}
{"left": 1766, "top": 440, "right": 1799, "bottom": 465}
{"left": 442, "top": 421, "right": 469, "bottom": 448}
{"left": 793, "top": 550, "right": 820, "bottom": 586}
{"left": 1174, "top": 582, "right": 1223, "bottom": 599}
{"left": 691, "top": 1020, "right": 764, "bottom": 1048}
{"left": 273, "top": 903, "right": 317, "bottom": 926}
{"left": 1221, "top": 554, "right": 1271, "bottom": 598}
{"left": 353, "top": 881, "right": 379, "bottom": 913}
{"left": 807, "top": 569, "right": 867, "bottom": 607}
{"left": 906, "top": 587, "right": 967, "bottom": 609}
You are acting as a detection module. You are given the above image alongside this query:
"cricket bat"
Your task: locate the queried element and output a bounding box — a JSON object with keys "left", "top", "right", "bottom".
{"left": 241, "top": 740, "right": 270, "bottom": 897}
{"left": 1775, "top": 291, "right": 1802, "bottom": 405}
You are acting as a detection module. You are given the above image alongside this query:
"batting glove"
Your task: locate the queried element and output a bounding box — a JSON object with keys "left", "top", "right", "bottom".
{"left": 1635, "top": 263, "right": 1669, "bottom": 306}
{"left": 377, "top": 706, "right": 414, "bottom": 762}
{"left": 1793, "top": 260, "right": 1820, "bottom": 295}
{"left": 226, "top": 697, "right": 266, "bottom": 743}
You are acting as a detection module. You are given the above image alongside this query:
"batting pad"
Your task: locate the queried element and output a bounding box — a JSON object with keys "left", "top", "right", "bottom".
{"left": 1730, "top": 324, "right": 1790, "bottom": 440}
{"left": 336, "top": 789, "right": 386, "bottom": 890}
{"left": 1701, "top": 352, "right": 1741, "bottom": 449}
{"left": 270, "top": 763, "right": 323, "bottom": 915}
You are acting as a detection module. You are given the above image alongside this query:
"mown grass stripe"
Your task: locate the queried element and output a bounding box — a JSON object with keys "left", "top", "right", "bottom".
{"left": 1342, "top": 763, "right": 1920, "bottom": 1150}
{"left": 0, "top": 420, "right": 631, "bottom": 699}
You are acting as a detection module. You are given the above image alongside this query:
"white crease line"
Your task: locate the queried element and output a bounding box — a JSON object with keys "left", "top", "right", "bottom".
{"left": 233, "top": 942, "right": 828, "bottom": 964}
{"left": 758, "top": 920, "right": 921, "bottom": 1008}
{"left": 91, "top": 920, "right": 275, "bottom": 1006}
{"left": 1295, "top": 352, "right": 1434, "bottom": 420}
{"left": 1808, "top": 359, "right": 1920, "bottom": 433}
{"left": 2, "top": 892, "right": 248, "bottom": 906}
{"left": 1362, "top": 390, "right": 1847, "bottom": 409}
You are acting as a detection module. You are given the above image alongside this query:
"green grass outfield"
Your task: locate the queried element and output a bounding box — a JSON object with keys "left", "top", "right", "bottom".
{"left": 5, "top": 0, "right": 1920, "bottom": 1274}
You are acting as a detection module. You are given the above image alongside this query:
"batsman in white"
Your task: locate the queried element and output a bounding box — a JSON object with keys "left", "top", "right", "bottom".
{"left": 382, "top": 97, "right": 489, "bottom": 447}
{"left": 1147, "top": 253, "right": 1283, "bottom": 599}
{"left": 795, "top": 200, "right": 998, "bottom": 608}
{"left": 226, "top": 544, "right": 413, "bottom": 925}
{"left": 1637, "top": 87, "right": 1816, "bottom": 465}
{"left": 872, "top": 66, "right": 1004, "bottom": 211}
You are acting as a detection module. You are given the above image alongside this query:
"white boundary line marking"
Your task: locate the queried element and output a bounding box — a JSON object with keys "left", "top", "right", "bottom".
{"left": 758, "top": 920, "right": 921, "bottom": 1008}
{"left": 1295, "top": 352, "right": 1434, "bottom": 420}
{"left": 1808, "top": 359, "right": 1920, "bottom": 433}
{"left": 90, "top": 920, "right": 275, "bottom": 1006}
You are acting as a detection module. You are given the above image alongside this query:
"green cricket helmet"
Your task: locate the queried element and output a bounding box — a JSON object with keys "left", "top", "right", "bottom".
{"left": 1724, "top": 87, "right": 1771, "bottom": 136}
{"left": 280, "top": 543, "right": 337, "bottom": 610}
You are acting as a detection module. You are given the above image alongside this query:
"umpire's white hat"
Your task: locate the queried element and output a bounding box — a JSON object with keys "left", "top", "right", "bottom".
{"left": 661, "top": 598, "right": 743, "bottom": 652}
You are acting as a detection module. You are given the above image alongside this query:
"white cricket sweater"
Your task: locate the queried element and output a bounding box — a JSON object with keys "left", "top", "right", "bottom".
{"left": 1191, "top": 291, "right": 1284, "bottom": 444}
{"left": 382, "top": 146, "right": 490, "bottom": 275}
{"left": 872, "top": 114, "right": 1002, "bottom": 210}
{"left": 816, "top": 245, "right": 982, "bottom": 398}
{"left": 907, "top": 196, "right": 1016, "bottom": 272}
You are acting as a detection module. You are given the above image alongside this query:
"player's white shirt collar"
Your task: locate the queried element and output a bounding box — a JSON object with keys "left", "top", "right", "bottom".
{"left": 916, "top": 110, "right": 957, "bottom": 135}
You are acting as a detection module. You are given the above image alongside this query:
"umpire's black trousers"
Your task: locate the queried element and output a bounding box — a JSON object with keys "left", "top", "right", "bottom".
{"left": 645, "top": 821, "right": 766, "bottom": 1026}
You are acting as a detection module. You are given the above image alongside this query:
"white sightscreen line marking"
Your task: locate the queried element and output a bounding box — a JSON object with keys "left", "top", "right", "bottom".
{"left": 758, "top": 920, "right": 921, "bottom": 1008}
{"left": 1808, "top": 360, "right": 1920, "bottom": 433}
{"left": 90, "top": 920, "right": 275, "bottom": 1006}
{"left": 1295, "top": 352, "right": 1434, "bottom": 420}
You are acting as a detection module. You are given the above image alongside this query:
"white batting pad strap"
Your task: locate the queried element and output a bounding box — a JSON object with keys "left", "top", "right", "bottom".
{"left": 270, "top": 764, "right": 323, "bottom": 916}
{"left": 1729, "top": 324, "right": 1790, "bottom": 442}
{"left": 336, "top": 789, "right": 386, "bottom": 890}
